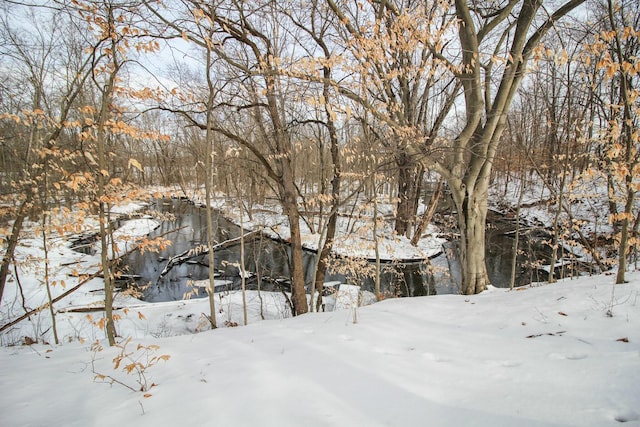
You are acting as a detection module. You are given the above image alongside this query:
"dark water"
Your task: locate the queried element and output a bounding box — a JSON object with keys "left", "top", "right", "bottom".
{"left": 124, "top": 199, "right": 301, "bottom": 302}
{"left": 484, "top": 211, "right": 566, "bottom": 287}
{"left": 122, "top": 200, "right": 553, "bottom": 302}
{"left": 436, "top": 229, "right": 553, "bottom": 294}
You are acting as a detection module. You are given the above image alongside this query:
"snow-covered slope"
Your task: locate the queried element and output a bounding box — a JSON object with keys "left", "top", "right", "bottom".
{"left": 1, "top": 275, "right": 638, "bottom": 427}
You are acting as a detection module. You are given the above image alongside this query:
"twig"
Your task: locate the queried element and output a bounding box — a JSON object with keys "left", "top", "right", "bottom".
{"left": 526, "top": 330, "right": 566, "bottom": 338}
{"left": 15, "top": 262, "right": 30, "bottom": 316}
{"left": 92, "top": 366, "right": 139, "bottom": 393}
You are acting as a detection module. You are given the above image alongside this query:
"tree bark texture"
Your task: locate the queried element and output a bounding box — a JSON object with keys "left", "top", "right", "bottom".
{"left": 453, "top": 176, "right": 490, "bottom": 295}
{"left": 395, "top": 157, "right": 423, "bottom": 238}
{"left": 0, "top": 196, "right": 30, "bottom": 306}
{"left": 281, "top": 173, "right": 309, "bottom": 315}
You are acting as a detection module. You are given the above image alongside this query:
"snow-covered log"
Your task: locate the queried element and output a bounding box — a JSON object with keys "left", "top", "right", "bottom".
{"left": 158, "top": 230, "right": 261, "bottom": 279}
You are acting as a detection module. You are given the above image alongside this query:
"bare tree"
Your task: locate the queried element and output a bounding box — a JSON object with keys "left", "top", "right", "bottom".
{"left": 327, "top": 0, "right": 585, "bottom": 294}
{"left": 282, "top": 0, "right": 344, "bottom": 311}
{"left": 69, "top": 0, "right": 164, "bottom": 343}
{"left": 325, "top": 0, "right": 459, "bottom": 239}
{"left": 146, "top": 0, "right": 316, "bottom": 314}
{"left": 586, "top": 0, "right": 640, "bottom": 283}
{"left": 0, "top": 5, "right": 93, "bottom": 307}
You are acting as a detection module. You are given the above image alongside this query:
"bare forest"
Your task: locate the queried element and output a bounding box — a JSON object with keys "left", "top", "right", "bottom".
{"left": 1, "top": 0, "right": 639, "bottom": 333}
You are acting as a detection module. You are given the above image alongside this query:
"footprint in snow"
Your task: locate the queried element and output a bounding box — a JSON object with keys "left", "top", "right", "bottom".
{"left": 548, "top": 352, "right": 588, "bottom": 360}
{"left": 485, "top": 359, "right": 522, "bottom": 368}
{"left": 499, "top": 360, "right": 522, "bottom": 367}
{"left": 614, "top": 409, "right": 639, "bottom": 423}
{"left": 421, "top": 352, "right": 452, "bottom": 363}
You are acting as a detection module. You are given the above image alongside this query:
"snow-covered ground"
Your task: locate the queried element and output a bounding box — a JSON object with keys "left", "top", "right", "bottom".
{"left": 1, "top": 272, "right": 638, "bottom": 426}
{"left": 1, "top": 189, "right": 639, "bottom": 426}
{"left": 489, "top": 174, "right": 618, "bottom": 238}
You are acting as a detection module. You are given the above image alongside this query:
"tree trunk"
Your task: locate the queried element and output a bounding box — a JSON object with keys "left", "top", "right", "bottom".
{"left": 394, "top": 156, "right": 423, "bottom": 238}
{"left": 203, "top": 25, "right": 218, "bottom": 329}
{"left": 411, "top": 178, "right": 443, "bottom": 246}
{"left": 280, "top": 163, "right": 308, "bottom": 316}
{"left": 510, "top": 177, "right": 526, "bottom": 289}
{"left": 312, "top": 57, "right": 341, "bottom": 312}
{"left": 313, "top": 209, "right": 337, "bottom": 311}
{"left": 96, "top": 4, "right": 119, "bottom": 346}
{"left": 99, "top": 201, "right": 117, "bottom": 345}
{"left": 204, "top": 177, "right": 218, "bottom": 329}
{"left": 395, "top": 162, "right": 412, "bottom": 237}
{"left": 616, "top": 187, "right": 635, "bottom": 284}
{"left": 454, "top": 179, "right": 490, "bottom": 295}
{"left": 0, "top": 196, "right": 31, "bottom": 306}
{"left": 284, "top": 202, "right": 308, "bottom": 316}
{"left": 373, "top": 184, "right": 381, "bottom": 300}
{"left": 608, "top": 0, "right": 637, "bottom": 285}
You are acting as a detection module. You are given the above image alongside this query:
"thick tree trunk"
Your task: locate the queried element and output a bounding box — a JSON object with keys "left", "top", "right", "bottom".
{"left": 454, "top": 179, "right": 490, "bottom": 295}
{"left": 284, "top": 203, "right": 308, "bottom": 316}
{"left": 395, "top": 155, "right": 423, "bottom": 237}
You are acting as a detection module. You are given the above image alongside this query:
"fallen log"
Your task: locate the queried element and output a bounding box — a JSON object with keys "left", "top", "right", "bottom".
{"left": 58, "top": 305, "right": 125, "bottom": 313}
{"left": 0, "top": 269, "right": 102, "bottom": 333}
{"left": 158, "top": 230, "right": 260, "bottom": 279}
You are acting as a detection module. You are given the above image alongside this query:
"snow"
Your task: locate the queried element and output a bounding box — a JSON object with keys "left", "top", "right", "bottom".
{"left": 0, "top": 277, "right": 638, "bottom": 426}
{"left": 103, "top": 218, "right": 161, "bottom": 258}
{"left": 1, "top": 231, "right": 639, "bottom": 426}
{"left": 489, "top": 174, "right": 618, "bottom": 238}
{"left": 190, "top": 193, "right": 447, "bottom": 261}
{"left": 1, "top": 193, "right": 639, "bottom": 426}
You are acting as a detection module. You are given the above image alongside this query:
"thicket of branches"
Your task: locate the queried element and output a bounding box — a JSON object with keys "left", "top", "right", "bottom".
{"left": 1, "top": 0, "right": 638, "bottom": 322}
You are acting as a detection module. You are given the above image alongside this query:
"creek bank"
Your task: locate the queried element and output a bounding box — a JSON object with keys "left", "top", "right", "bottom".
{"left": 122, "top": 198, "right": 580, "bottom": 302}
{"left": 70, "top": 197, "right": 598, "bottom": 301}
{"left": 123, "top": 198, "right": 450, "bottom": 302}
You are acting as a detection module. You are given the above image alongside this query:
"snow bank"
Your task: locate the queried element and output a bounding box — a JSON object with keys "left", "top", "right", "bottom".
{"left": 0, "top": 275, "right": 638, "bottom": 427}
